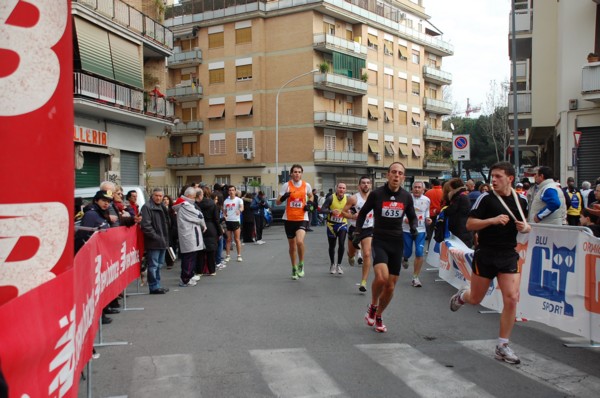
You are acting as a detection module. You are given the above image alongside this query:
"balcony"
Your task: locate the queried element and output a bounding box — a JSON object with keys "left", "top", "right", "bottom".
{"left": 508, "top": 7, "right": 532, "bottom": 60}
{"left": 73, "top": 72, "right": 173, "bottom": 136}
{"left": 582, "top": 62, "right": 600, "bottom": 103}
{"left": 166, "top": 155, "right": 204, "bottom": 168}
{"left": 314, "top": 73, "right": 367, "bottom": 96}
{"left": 508, "top": 91, "right": 532, "bottom": 129}
{"left": 314, "top": 112, "right": 368, "bottom": 131}
{"left": 314, "top": 150, "right": 368, "bottom": 165}
{"left": 166, "top": 84, "right": 203, "bottom": 101}
{"left": 424, "top": 128, "right": 452, "bottom": 142}
{"left": 423, "top": 97, "right": 452, "bottom": 115}
{"left": 423, "top": 159, "right": 451, "bottom": 170}
{"left": 422, "top": 66, "right": 452, "bottom": 86}
{"left": 168, "top": 49, "right": 202, "bottom": 69}
{"left": 172, "top": 120, "right": 203, "bottom": 135}
{"left": 313, "top": 33, "right": 367, "bottom": 59}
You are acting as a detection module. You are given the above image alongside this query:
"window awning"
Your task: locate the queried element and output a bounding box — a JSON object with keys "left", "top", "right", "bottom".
{"left": 109, "top": 33, "right": 143, "bottom": 89}
{"left": 384, "top": 110, "right": 393, "bottom": 122}
{"left": 77, "top": 145, "right": 111, "bottom": 155}
{"left": 74, "top": 17, "right": 114, "bottom": 80}
{"left": 368, "top": 34, "right": 378, "bottom": 46}
{"left": 234, "top": 102, "right": 253, "bottom": 116}
{"left": 368, "top": 140, "right": 380, "bottom": 153}
{"left": 207, "top": 104, "right": 225, "bottom": 119}
{"left": 412, "top": 145, "right": 422, "bottom": 157}
{"left": 368, "top": 105, "right": 380, "bottom": 120}
{"left": 384, "top": 143, "right": 395, "bottom": 156}
{"left": 398, "top": 46, "right": 408, "bottom": 59}
{"left": 398, "top": 144, "right": 409, "bottom": 156}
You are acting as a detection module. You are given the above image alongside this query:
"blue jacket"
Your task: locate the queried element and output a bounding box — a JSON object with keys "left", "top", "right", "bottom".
{"left": 74, "top": 203, "right": 111, "bottom": 253}
{"left": 250, "top": 195, "right": 269, "bottom": 216}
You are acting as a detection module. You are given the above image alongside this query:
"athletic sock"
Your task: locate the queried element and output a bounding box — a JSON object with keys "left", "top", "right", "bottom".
{"left": 498, "top": 337, "right": 509, "bottom": 346}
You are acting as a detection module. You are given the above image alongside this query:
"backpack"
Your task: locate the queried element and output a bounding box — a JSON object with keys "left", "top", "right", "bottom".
{"left": 433, "top": 206, "right": 449, "bottom": 243}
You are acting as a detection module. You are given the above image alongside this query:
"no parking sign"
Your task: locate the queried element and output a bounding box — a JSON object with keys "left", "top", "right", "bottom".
{"left": 452, "top": 134, "right": 471, "bottom": 161}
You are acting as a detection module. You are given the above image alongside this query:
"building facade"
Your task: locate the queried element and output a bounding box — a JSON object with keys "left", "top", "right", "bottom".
{"left": 73, "top": 0, "right": 174, "bottom": 188}
{"left": 148, "top": 0, "right": 453, "bottom": 195}
{"left": 510, "top": 0, "right": 600, "bottom": 184}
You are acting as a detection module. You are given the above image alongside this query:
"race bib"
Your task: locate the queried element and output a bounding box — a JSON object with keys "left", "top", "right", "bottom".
{"left": 418, "top": 215, "right": 424, "bottom": 227}
{"left": 330, "top": 215, "right": 344, "bottom": 223}
{"left": 290, "top": 199, "right": 303, "bottom": 208}
{"left": 382, "top": 201, "right": 404, "bottom": 218}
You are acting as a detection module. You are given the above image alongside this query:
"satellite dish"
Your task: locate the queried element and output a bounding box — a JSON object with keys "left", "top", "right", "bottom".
{"left": 450, "top": 122, "right": 455, "bottom": 131}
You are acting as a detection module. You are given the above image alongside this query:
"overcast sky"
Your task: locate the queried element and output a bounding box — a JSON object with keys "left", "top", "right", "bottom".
{"left": 425, "top": 0, "right": 511, "bottom": 116}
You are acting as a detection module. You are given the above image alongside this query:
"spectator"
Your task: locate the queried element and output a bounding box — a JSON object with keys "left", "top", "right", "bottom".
{"left": 479, "top": 183, "right": 491, "bottom": 193}
{"left": 311, "top": 189, "right": 320, "bottom": 226}
{"left": 528, "top": 166, "right": 567, "bottom": 225}
{"left": 242, "top": 192, "right": 255, "bottom": 243}
{"left": 581, "top": 181, "right": 592, "bottom": 209}
{"left": 198, "top": 186, "right": 222, "bottom": 275}
{"left": 466, "top": 179, "right": 481, "bottom": 207}
{"left": 173, "top": 187, "right": 206, "bottom": 287}
{"left": 580, "top": 207, "right": 600, "bottom": 237}
{"left": 588, "top": 178, "right": 600, "bottom": 207}
{"left": 251, "top": 191, "right": 269, "bottom": 244}
{"left": 211, "top": 191, "right": 226, "bottom": 270}
{"left": 162, "top": 195, "right": 178, "bottom": 270}
{"left": 140, "top": 188, "right": 171, "bottom": 294}
{"left": 563, "top": 177, "right": 583, "bottom": 226}
{"left": 443, "top": 178, "right": 474, "bottom": 247}
{"left": 424, "top": 179, "right": 443, "bottom": 241}
{"left": 125, "top": 190, "right": 139, "bottom": 217}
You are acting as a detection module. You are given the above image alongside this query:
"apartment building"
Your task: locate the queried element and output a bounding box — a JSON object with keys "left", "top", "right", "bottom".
{"left": 510, "top": 0, "right": 600, "bottom": 184}
{"left": 72, "top": 0, "right": 174, "bottom": 188}
{"left": 148, "top": 0, "right": 453, "bottom": 194}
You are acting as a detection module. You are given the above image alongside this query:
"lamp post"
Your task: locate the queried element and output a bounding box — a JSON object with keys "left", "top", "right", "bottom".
{"left": 275, "top": 68, "right": 319, "bottom": 182}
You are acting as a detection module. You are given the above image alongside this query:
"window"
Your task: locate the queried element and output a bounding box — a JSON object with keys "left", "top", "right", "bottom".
{"left": 236, "top": 137, "right": 254, "bottom": 154}
{"left": 384, "top": 74, "right": 393, "bottom": 90}
{"left": 367, "top": 34, "right": 378, "bottom": 50}
{"left": 384, "top": 110, "right": 393, "bottom": 123}
{"left": 411, "top": 81, "right": 420, "bottom": 95}
{"left": 207, "top": 104, "right": 225, "bottom": 119}
{"left": 427, "top": 86, "right": 438, "bottom": 98}
{"left": 398, "top": 77, "right": 407, "bottom": 93}
{"left": 323, "top": 21, "right": 335, "bottom": 35}
{"left": 208, "top": 32, "right": 224, "bottom": 48}
{"left": 325, "top": 135, "right": 336, "bottom": 151}
{"left": 346, "top": 29, "right": 353, "bottom": 41}
{"left": 383, "top": 40, "right": 393, "bottom": 56}
{"left": 180, "top": 72, "right": 196, "bottom": 87}
{"left": 398, "top": 45, "right": 408, "bottom": 60}
{"left": 209, "top": 138, "right": 226, "bottom": 155}
{"left": 398, "top": 110, "right": 407, "bottom": 125}
{"left": 411, "top": 117, "right": 421, "bottom": 127}
{"left": 384, "top": 142, "right": 395, "bottom": 156}
{"left": 235, "top": 27, "right": 252, "bottom": 44}
{"left": 346, "top": 137, "right": 354, "bottom": 152}
{"left": 209, "top": 68, "right": 225, "bottom": 84}
{"left": 215, "top": 175, "right": 230, "bottom": 185}
{"left": 181, "top": 107, "right": 197, "bottom": 122}
{"left": 244, "top": 176, "right": 261, "bottom": 185}
{"left": 234, "top": 101, "right": 253, "bottom": 117}
{"left": 177, "top": 38, "right": 194, "bottom": 51}
{"left": 427, "top": 116, "right": 436, "bottom": 129}
{"left": 368, "top": 69, "right": 377, "bottom": 85}
{"left": 411, "top": 49, "right": 420, "bottom": 64}
{"left": 368, "top": 105, "right": 380, "bottom": 120}
{"left": 236, "top": 64, "right": 252, "bottom": 80}
{"left": 346, "top": 102, "right": 353, "bottom": 115}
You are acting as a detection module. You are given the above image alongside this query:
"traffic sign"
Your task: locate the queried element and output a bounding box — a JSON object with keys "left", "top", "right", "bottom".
{"left": 452, "top": 134, "right": 471, "bottom": 161}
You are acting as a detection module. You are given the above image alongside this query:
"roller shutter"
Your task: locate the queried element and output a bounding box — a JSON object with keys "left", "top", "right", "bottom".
{"left": 120, "top": 151, "right": 140, "bottom": 185}
{"left": 75, "top": 152, "right": 101, "bottom": 188}
{"left": 577, "top": 127, "right": 600, "bottom": 186}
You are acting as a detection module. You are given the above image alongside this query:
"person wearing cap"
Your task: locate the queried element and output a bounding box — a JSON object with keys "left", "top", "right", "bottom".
{"left": 74, "top": 190, "right": 114, "bottom": 253}
{"left": 515, "top": 183, "right": 524, "bottom": 195}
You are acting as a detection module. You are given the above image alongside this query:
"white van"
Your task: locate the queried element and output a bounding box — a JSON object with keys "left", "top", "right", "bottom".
{"left": 75, "top": 185, "right": 148, "bottom": 209}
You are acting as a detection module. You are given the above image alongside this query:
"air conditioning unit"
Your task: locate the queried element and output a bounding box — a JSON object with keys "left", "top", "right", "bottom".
{"left": 375, "top": 153, "right": 382, "bottom": 161}
{"left": 243, "top": 152, "right": 253, "bottom": 160}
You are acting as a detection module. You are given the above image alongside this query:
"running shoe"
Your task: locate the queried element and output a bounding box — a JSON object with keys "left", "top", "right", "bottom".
{"left": 291, "top": 266, "right": 299, "bottom": 280}
{"left": 237, "top": 256, "right": 243, "bottom": 262}
{"left": 411, "top": 277, "right": 422, "bottom": 287}
{"left": 192, "top": 274, "right": 201, "bottom": 282}
{"left": 348, "top": 256, "right": 355, "bottom": 266}
{"left": 375, "top": 316, "right": 387, "bottom": 333}
{"left": 359, "top": 280, "right": 367, "bottom": 293}
{"left": 297, "top": 262, "right": 305, "bottom": 278}
{"left": 364, "top": 304, "right": 377, "bottom": 326}
{"left": 450, "top": 286, "right": 468, "bottom": 312}
{"left": 337, "top": 264, "right": 344, "bottom": 275}
{"left": 357, "top": 256, "right": 363, "bottom": 265}
{"left": 225, "top": 255, "right": 231, "bottom": 262}
{"left": 495, "top": 343, "right": 521, "bottom": 364}
{"left": 329, "top": 264, "right": 336, "bottom": 274}
{"left": 179, "top": 279, "right": 197, "bottom": 287}
{"left": 402, "top": 257, "right": 409, "bottom": 269}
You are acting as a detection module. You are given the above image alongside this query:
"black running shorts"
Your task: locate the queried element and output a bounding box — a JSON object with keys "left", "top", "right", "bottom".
{"left": 372, "top": 238, "right": 404, "bottom": 276}
{"left": 472, "top": 247, "right": 519, "bottom": 279}
{"left": 347, "top": 226, "right": 374, "bottom": 242}
{"left": 225, "top": 221, "right": 241, "bottom": 231}
{"left": 284, "top": 220, "right": 308, "bottom": 239}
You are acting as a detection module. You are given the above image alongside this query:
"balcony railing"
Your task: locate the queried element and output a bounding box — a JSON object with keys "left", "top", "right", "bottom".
{"left": 313, "top": 33, "right": 367, "bottom": 58}
{"left": 509, "top": 8, "right": 532, "bottom": 33}
{"left": 172, "top": 120, "right": 203, "bottom": 135}
{"left": 422, "top": 66, "right": 452, "bottom": 85}
{"left": 166, "top": 85, "right": 203, "bottom": 101}
{"left": 74, "top": 71, "right": 149, "bottom": 111}
{"left": 314, "top": 150, "right": 368, "bottom": 164}
{"left": 314, "top": 111, "right": 368, "bottom": 131}
{"left": 424, "top": 128, "right": 452, "bottom": 141}
{"left": 168, "top": 49, "right": 202, "bottom": 68}
{"left": 508, "top": 91, "right": 532, "bottom": 114}
{"left": 582, "top": 62, "right": 600, "bottom": 103}
{"left": 423, "top": 159, "right": 451, "bottom": 169}
{"left": 313, "top": 73, "right": 367, "bottom": 96}
{"left": 166, "top": 155, "right": 204, "bottom": 167}
{"left": 423, "top": 97, "right": 452, "bottom": 115}
{"left": 74, "top": 0, "right": 173, "bottom": 50}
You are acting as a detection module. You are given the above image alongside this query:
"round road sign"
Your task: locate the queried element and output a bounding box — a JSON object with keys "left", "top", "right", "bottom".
{"left": 454, "top": 136, "right": 468, "bottom": 150}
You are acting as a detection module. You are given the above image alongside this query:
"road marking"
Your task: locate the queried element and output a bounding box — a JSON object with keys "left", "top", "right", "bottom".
{"left": 459, "top": 339, "right": 600, "bottom": 398}
{"left": 356, "top": 343, "right": 493, "bottom": 398}
{"left": 129, "top": 354, "right": 199, "bottom": 398}
{"left": 249, "top": 348, "right": 346, "bottom": 397}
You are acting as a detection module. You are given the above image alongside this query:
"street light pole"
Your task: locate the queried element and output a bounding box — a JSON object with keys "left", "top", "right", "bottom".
{"left": 275, "top": 68, "right": 319, "bottom": 182}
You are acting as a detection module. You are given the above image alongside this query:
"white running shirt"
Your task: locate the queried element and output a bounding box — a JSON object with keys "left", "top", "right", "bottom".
{"left": 223, "top": 196, "right": 244, "bottom": 222}
{"left": 349, "top": 192, "right": 374, "bottom": 228}
{"left": 402, "top": 194, "right": 430, "bottom": 233}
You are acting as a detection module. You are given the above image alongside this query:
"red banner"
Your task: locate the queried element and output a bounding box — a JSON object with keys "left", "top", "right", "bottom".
{"left": 0, "top": 227, "right": 141, "bottom": 397}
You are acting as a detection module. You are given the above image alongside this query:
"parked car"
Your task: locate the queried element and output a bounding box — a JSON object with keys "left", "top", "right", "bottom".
{"left": 266, "top": 198, "right": 286, "bottom": 225}
{"left": 75, "top": 185, "right": 148, "bottom": 210}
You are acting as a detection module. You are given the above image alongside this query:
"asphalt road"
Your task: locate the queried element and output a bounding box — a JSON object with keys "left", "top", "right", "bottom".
{"left": 81, "top": 224, "right": 600, "bottom": 398}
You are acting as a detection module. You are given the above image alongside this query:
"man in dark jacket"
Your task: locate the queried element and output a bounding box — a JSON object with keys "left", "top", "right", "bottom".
{"left": 140, "top": 188, "right": 170, "bottom": 294}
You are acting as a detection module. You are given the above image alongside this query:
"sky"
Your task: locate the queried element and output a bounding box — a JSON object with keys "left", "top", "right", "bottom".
{"left": 424, "top": 0, "right": 511, "bottom": 116}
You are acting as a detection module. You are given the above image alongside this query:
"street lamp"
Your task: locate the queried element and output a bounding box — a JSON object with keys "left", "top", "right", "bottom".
{"left": 275, "top": 68, "right": 319, "bottom": 181}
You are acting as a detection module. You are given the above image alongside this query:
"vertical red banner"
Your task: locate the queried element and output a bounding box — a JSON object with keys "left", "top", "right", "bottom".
{"left": 0, "top": 1, "right": 73, "bottom": 305}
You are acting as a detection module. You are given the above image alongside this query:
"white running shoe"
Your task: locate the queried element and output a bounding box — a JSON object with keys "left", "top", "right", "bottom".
{"left": 192, "top": 274, "right": 201, "bottom": 281}
{"left": 237, "top": 256, "right": 243, "bottom": 262}
{"left": 495, "top": 343, "right": 521, "bottom": 364}
{"left": 329, "top": 264, "right": 336, "bottom": 274}
{"left": 225, "top": 255, "right": 231, "bottom": 262}
{"left": 411, "top": 277, "right": 422, "bottom": 287}
{"left": 336, "top": 264, "right": 344, "bottom": 275}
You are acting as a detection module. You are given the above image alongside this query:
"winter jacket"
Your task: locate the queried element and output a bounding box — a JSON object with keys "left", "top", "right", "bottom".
{"left": 173, "top": 196, "right": 206, "bottom": 253}
{"left": 74, "top": 203, "right": 112, "bottom": 253}
{"left": 140, "top": 199, "right": 170, "bottom": 250}
{"left": 446, "top": 187, "right": 474, "bottom": 247}
{"left": 528, "top": 179, "right": 566, "bottom": 225}
{"left": 198, "top": 197, "right": 221, "bottom": 252}
{"left": 250, "top": 195, "right": 269, "bottom": 216}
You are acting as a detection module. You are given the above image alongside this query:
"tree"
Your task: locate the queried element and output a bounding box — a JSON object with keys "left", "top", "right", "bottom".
{"left": 481, "top": 80, "right": 511, "bottom": 163}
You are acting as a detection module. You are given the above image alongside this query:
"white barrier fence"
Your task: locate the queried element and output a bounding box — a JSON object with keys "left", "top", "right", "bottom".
{"left": 426, "top": 224, "right": 600, "bottom": 343}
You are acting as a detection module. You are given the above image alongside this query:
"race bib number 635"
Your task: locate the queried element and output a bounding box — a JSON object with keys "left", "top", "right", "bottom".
{"left": 382, "top": 201, "right": 404, "bottom": 218}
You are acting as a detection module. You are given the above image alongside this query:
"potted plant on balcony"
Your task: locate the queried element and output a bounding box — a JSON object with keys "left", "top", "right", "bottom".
{"left": 317, "top": 62, "right": 330, "bottom": 73}
{"left": 588, "top": 52, "right": 599, "bottom": 63}
{"left": 360, "top": 72, "right": 369, "bottom": 82}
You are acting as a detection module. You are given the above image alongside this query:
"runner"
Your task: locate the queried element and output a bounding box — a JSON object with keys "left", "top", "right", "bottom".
{"left": 402, "top": 181, "right": 431, "bottom": 287}
{"left": 342, "top": 176, "right": 374, "bottom": 292}
{"left": 223, "top": 185, "right": 244, "bottom": 262}
{"left": 277, "top": 164, "right": 314, "bottom": 280}
{"left": 354, "top": 162, "right": 417, "bottom": 332}
{"left": 449, "top": 161, "right": 530, "bottom": 364}
{"left": 321, "top": 182, "right": 348, "bottom": 275}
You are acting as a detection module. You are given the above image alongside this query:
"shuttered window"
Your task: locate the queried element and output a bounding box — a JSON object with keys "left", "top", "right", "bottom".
{"left": 411, "top": 81, "right": 420, "bottom": 95}
{"left": 209, "top": 138, "right": 226, "bottom": 155}
{"left": 235, "top": 27, "right": 252, "bottom": 44}
{"left": 398, "top": 110, "right": 407, "bottom": 125}
{"left": 74, "top": 17, "right": 114, "bottom": 80}
{"left": 209, "top": 68, "right": 225, "bottom": 84}
{"left": 236, "top": 64, "right": 252, "bottom": 80}
{"left": 208, "top": 32, "right": 224, "bottom": 48}
{"left": 236, "top": 137, "right": 253, "bottom": 153}
{"left": 120, "top": 151, "right": 140, "bottom": 185}
{"left": 109, "top": 33, "right": 143, "bottom": 89}
{"left": 75, "top": 152, "right": 101, "bottom": 188}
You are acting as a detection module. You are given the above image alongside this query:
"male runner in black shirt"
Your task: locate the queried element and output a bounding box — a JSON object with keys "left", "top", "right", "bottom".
{"left": 449, "top": 161, "right": 530, "bottom": 364}
{"left": 354, "top": 162, "right": 417, "bottom": 332}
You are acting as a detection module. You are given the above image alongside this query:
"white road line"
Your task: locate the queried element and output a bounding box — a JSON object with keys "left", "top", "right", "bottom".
{"left": 249, "top": 348, "right": 346, "bottom": 398}
{"left": 129, "top": 354, "right": 199, "bottom": 398}
{"left": 356, "top": 343, "right": 494, "bottom": 398}
{"left": 459, "top": 339, "right": 600, "bottom": 398}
